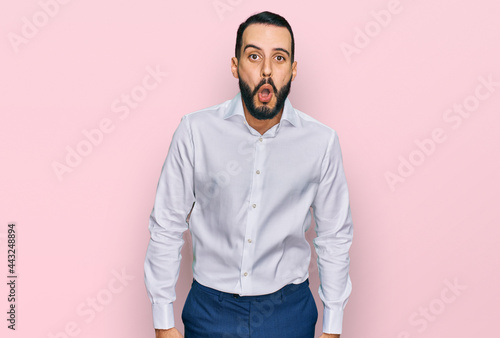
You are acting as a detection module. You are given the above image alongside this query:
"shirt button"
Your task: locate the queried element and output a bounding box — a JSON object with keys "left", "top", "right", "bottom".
{"left": 252, "top": 204, "right": 256, "bottom": 208}
{"left": 247, "top": 239, "right": 252, "bottom": 243}
{"left": 256, "top": 170, "right": 260, "bottom": 174}
{"left": 259, "top": 137, "right": 263, "bottom": 142}
{"left": 243, "top": 272, "right": 248, "bottom": 277}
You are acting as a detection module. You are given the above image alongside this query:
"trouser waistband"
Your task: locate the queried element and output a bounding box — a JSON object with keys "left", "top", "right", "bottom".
{"left": 191, "top": 278, "right": 309, "bottom": 302}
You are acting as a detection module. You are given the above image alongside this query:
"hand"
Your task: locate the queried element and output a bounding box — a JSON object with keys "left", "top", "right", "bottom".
{"left": 319, "top": 334, "right": 340, "bottom": 338}
{"left": 155, "top": 327, "right": 183, "bottom": 338}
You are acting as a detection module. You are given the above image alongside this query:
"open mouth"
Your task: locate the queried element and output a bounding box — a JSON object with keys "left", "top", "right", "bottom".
{"left": 257, "top": 84, "right": 273, "bottom": 103}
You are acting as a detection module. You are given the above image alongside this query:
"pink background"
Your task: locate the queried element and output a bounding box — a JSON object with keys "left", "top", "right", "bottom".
{"left": 1, "top": 0, "right": 499, "bottom": 337}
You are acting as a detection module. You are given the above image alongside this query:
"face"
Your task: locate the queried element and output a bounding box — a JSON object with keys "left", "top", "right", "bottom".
{"left": 231, "top": 24, "right": 297, "bottom": 120}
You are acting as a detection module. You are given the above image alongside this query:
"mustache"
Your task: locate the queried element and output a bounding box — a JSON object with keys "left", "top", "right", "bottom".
{"left": 253, "top": 78, "right": 278, "bottom": 96}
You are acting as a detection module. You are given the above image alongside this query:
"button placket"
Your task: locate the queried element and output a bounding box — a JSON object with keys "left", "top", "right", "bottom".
{"left": 239, "top": 136, "right": 265, "bottom": 291}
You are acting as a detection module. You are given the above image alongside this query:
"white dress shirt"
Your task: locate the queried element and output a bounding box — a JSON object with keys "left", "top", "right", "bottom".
{"left": 144, "top": 92, "right": 353, "bottom": 334}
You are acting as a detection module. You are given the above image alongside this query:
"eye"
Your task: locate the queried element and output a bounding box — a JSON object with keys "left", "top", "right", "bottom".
{"left": 249, "top": 54, "right": 260, "bottom": 61}
{"left": 276, "top": 55, "right": 286, "bottom": 62}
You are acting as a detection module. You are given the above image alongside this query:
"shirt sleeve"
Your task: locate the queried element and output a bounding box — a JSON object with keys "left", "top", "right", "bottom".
{"left": 143, "top": 115, "right": 196, "bottom": 329}
{"left": 311, "top": 130, "right": 353, "bottom": 335}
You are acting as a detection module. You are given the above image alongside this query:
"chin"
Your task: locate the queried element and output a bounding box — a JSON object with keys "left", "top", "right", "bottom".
{"left": 254, "top": 96, "right": 276, "bottom": 108}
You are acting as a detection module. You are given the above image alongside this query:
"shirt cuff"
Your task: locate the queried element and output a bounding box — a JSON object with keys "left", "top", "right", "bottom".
{"left": 322, "top": 306, "right": 344, "bottom": 334}
{"left": 152, "top": 302, "right": 175, "bottom": 329}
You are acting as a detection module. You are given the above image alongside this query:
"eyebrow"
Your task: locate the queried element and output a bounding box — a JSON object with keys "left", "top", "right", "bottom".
{"left": 243, "top": 44, "right": 290, "bottom": 57}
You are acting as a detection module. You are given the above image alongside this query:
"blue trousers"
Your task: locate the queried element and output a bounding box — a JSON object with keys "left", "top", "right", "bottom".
{"left": 181, "top": 278, "right": 318, "bottom": 337}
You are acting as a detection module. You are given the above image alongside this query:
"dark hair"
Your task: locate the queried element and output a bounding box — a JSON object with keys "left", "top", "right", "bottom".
{"left": 235, "top": 11, "right": 295, "bottom": 63}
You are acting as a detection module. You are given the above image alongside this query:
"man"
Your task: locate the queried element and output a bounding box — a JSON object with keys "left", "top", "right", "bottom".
{"left": 144, "top": 11, "right": 353, "bottom": 338}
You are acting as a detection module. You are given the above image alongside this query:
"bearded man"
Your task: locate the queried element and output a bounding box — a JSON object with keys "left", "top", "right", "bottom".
{"left": 144, "top": 11, "right": 354, "bottom": 338}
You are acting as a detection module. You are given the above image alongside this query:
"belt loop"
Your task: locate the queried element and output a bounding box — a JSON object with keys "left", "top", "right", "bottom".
{"left": 218, "top": 292, "right": 223, "bottom": 302}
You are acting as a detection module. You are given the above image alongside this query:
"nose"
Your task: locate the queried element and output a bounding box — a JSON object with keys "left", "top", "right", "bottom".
{"left": 261, "top": 58, "right": 272, "bottom": 78}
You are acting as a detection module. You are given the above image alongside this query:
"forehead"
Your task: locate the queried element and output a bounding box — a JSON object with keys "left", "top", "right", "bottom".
{"left": 242, "top": 23, "right": 291, "bottom": 52}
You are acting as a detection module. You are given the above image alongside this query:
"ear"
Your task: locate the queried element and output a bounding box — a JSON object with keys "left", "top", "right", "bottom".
{"left": 231, "top": 57, "right": 239, "bottom": 79}
{"left": 291, "top": 60, "right": 297, "bottom": 81}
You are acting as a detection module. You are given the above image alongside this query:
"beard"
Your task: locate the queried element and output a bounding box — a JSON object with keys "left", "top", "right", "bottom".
{"left": 238, "top": 72, "right": 292, "bottom": 120}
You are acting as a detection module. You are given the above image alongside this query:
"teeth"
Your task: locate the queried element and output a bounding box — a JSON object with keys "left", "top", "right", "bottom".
{"left": 262, "top": 88, "right": 270, "bottom": 95}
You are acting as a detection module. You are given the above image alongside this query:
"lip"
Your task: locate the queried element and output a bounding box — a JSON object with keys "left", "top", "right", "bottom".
{"left": 258, "top": 84, "right": 274, "bottom": 94}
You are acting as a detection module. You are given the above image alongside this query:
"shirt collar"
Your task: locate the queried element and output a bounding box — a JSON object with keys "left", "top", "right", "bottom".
{"left": 223, "top": 92, "right": 300, "bottom": 128}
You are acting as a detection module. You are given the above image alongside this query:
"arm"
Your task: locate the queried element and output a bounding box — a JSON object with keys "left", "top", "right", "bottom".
{"left": 311, "top": 131, "right": 353, "bottom": 336}
{"left": 144, "top": 115, "right": 196, "bottom": 332}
